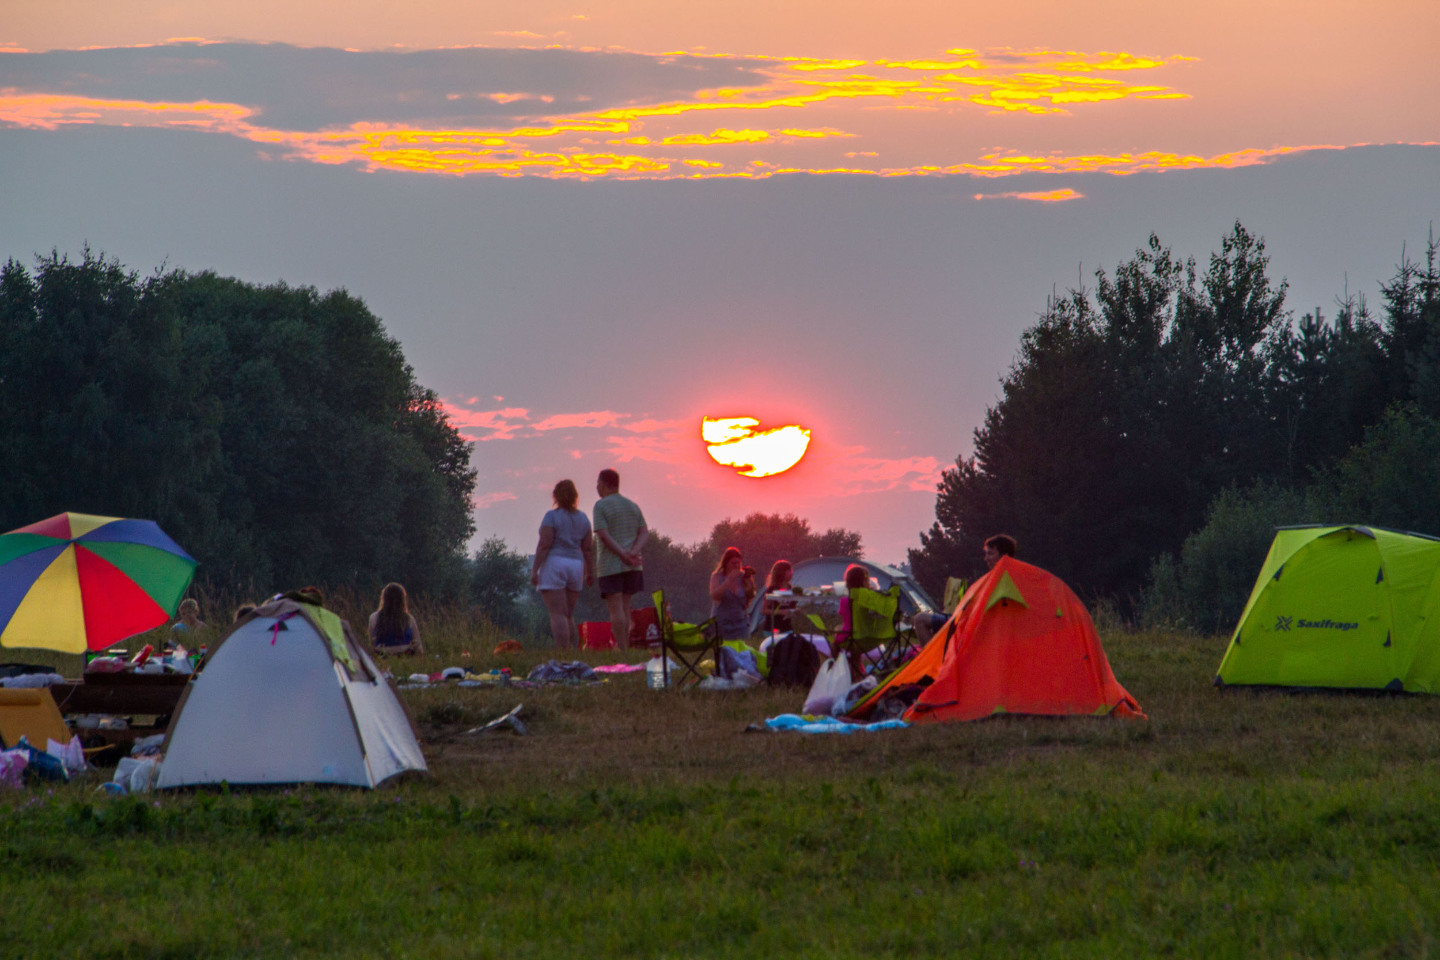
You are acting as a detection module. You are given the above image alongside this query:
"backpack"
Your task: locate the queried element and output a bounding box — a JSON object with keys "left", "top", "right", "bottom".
{"left": 766, "top": 633, "right": 821, "bottom": 687}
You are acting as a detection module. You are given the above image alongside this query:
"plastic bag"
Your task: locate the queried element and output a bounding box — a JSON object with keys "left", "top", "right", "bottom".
{"left": 802, "top": 658, "right": 853, "bottom": 716}
{"left": 0, "top": 749, "right": 27, "bottom": 789}
{"left": 113, "top": 756, "right": 158, "bottom": 794}
{"left": 46, "top": 735, "right": 87, "bottom": 776}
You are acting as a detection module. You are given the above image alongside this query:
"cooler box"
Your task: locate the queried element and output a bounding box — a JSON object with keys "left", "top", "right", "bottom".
{"left": 630, "top": 607, "right": 661, "bottom": 647}
{"left": 578, "top": 621, "right": 615, "bottom": 650}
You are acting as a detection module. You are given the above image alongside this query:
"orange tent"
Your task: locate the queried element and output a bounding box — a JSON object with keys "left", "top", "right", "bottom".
{"left": 856, "top": 557, "right": 1144, "bottom": 723}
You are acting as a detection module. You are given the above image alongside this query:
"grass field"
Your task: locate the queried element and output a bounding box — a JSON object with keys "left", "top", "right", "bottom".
{"left": 6, "top": 622, "right": 1440, "bottom": 959}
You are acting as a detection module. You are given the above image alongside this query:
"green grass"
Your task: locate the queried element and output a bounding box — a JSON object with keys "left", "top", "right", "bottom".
{"left": 7, "top": 628, "right": 1440, "bottom": 958}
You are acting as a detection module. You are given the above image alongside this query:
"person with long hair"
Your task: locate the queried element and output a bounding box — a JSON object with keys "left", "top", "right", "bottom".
{"left": 369, "top": 582, "right": 423, "bottom": 656}
{"left": 532, "top": 479, "right": 595, "bottom": 648}
{"left": 761, "top": 559, "right": 798, "bottom": 633}
{"left": 709, "top": 546, "right": 757, "bottom": 640}
{"left": 834, "top": 563, "right": 871, "bottom": 678}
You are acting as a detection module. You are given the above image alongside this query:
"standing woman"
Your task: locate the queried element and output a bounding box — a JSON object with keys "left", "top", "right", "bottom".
{"left": 370, "top": 583, "right": 423, "bottom": 656}
{"left": 532, "top": 479, "right": 595, "bottom": 648}
{"left": 709, "top": 546, "right": 757, "bottom": 641}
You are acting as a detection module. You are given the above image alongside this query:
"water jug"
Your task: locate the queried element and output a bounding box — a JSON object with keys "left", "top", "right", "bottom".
{"left": 645, "top": 656, "right": 668, "bottom": 690}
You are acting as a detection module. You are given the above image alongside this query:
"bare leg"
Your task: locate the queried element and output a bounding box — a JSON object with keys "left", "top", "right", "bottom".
{"left": 565, "top": 589, "right": 581, "bottom": 647}
{"left": 541, "top": 589, "right": 574, "bottom": 648}
{"left": 606, "top": 592, "right": 633, "bottom": 650}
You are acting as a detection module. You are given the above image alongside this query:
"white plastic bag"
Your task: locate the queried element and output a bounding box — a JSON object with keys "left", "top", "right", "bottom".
{"left": 802, "top": 657, "right": 853, "bottom": 716}
{"left": 113, "top": 756, "right": 158, "bottom": 794}
{"left": 46, "top": 735, "right": 87, "bottom": 776}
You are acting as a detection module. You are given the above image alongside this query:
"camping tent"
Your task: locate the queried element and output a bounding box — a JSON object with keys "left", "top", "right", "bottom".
{"left": 1216, "top": 524, "right": 1440, "bottom": 692}
{"left": 852, "top": 557, "right": 1143, "bottom": 723}
{"left": 156, "top": 597, "right": 426, "bottom": 789}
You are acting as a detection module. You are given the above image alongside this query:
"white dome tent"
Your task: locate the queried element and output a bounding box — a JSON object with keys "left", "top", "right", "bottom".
{"left": 156, "top": 596, "right": 426, "bottom": 789}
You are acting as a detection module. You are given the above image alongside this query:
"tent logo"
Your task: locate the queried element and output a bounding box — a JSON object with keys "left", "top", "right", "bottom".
{"left": 1274, "top": 616, "right": 1293, "bottom": 632}
{"left": 1296, "top": 618, "right": 1359, "bottom": 632}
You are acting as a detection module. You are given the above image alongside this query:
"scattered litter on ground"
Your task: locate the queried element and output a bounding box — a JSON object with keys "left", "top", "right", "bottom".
{"left": 526, "top": 661, "right": 599, "bottom": 684}
{"left": 464, "top": 704, "right": 527, "bottom": 735}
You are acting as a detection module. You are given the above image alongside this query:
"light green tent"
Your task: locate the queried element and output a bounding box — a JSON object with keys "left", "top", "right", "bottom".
{"left": 1216, "top": 525, "right": 1440, "bottom": 692}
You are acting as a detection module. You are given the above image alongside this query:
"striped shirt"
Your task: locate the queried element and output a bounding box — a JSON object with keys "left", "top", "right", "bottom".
{"left": 593, "top": 493, "right": 646, "bottom": 577}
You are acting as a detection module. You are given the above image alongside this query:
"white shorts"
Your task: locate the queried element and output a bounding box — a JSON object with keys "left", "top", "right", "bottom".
{"left": 537, "top": 555, "right": 584, "bottom": 592}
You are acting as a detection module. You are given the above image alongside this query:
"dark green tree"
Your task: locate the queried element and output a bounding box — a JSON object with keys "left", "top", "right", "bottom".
{"left": 0, "top": 249, "right": 477, "bottom": 596}
{"left": 468, "top": 536, "right": 531, "bottom": 632}
{"left": 911, "top": 224, "right": 1292, "bottom": 604}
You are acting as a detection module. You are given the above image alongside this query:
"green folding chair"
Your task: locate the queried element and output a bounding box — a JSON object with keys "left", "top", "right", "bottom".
{"left": 653, "top": 589, "right": 720, "bottom": 688}
{"left": 838, "top": 585, "right": 913, "bottom": 672}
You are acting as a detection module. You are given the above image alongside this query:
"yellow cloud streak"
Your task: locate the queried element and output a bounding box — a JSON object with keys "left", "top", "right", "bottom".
{"left": 661, "top": 128, "right": 770, "bottom": 145}
{"left": 0, "top": 46, "right": 1201, "bottom": 180}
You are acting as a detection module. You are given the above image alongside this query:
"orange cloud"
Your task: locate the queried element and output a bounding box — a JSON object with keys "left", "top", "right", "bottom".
{"left": 973, "top": 188, "right": 1084, "bottom": 201}
{"left": 0, "top": 43, "right": 1340, "bottom": 183}
{"left": 956, "top": 145, "right": 1351, "bottom": 177}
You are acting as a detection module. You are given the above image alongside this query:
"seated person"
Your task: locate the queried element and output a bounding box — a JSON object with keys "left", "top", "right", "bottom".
{"left": 835, "top": 563, "right": 871, "bottom": 679}
{"left": 914, "top": 534, "right": 1018, "bottom": 643}
{"left": 369, "top": 582, "right": 424, "bottom": 656}
{"left": 169, "top": 601, "right": 205, "bottom": 639}
{"left": 761, "top": 559, "right": 801, "bottom": 633}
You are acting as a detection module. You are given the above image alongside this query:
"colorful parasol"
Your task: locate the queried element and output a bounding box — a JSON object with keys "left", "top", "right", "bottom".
{"left": 0, "top": 512, "right": 197, "bottom": 653}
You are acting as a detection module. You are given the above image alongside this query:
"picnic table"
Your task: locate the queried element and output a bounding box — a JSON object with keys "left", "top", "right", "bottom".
{"left": 52, "top": 672, "right": 190, "bottom": 745}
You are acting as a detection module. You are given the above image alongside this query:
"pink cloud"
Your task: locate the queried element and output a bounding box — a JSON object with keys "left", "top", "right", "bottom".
{"left": 473, "top": 491, "right": 518, "bottom": 508}
{"left": 440, "top": 403, "right": 531, "bottom": 441}
{"left": 826, "top": 451, "right": 944, "bottom": 496}
{"left": 622, "top": 418, "right": 686, "bottom": 433}
{"left": 533, "top": 410, "right": 625, "bottom": 431}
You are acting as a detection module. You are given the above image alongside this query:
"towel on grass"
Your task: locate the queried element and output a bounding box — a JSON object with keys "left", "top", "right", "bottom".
{"left": 764, "top": 713, "right": 909, "bottom": 735}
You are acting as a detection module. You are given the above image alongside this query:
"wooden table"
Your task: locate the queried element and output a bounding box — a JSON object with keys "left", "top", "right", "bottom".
{"left": 51, "top": 673, "right": 190, "bottom": 745}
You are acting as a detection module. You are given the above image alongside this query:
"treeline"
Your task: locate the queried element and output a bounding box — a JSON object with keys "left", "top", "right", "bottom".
{"left": 0, "top": 249, "right": 477, "bottom": 596}
{"left": 911, "top": 223, "right": 1440, "bottom": 626}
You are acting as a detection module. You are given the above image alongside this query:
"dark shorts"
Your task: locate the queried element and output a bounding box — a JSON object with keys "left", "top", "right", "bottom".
{"left": 598, "top": 570, "right": 645, "bottom": 598}
{"left": 915, "top": 612, "right": 949, "bottom": 632}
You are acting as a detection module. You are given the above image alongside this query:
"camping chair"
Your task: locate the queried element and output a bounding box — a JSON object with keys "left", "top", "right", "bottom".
{"left": 942, "top": 577, "right": 968, "bottom": 614}
{"left": 653, "top": 589, "right": 720, "bottom": 688}
{"left": 837, "top": 585, "right": 912, "bottom": 673}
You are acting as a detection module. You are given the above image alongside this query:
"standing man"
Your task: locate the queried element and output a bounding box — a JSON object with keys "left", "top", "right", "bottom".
{"left": 593, "top": 468, "right": 648, "bottom": 649}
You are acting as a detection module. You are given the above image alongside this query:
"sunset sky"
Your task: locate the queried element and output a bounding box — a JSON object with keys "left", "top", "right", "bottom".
{"left": 2, "top": 1, "right": 1437, "bottom": 564}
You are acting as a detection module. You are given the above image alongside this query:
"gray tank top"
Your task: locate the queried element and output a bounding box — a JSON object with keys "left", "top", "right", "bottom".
{"left": 713, "top": 583, "right": 751, "bottom": 640}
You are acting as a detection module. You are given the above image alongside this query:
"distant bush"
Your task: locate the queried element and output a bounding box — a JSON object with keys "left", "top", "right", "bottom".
{"left": 1308, "top": 406, "right": 1440, "bottom": 538}
{"left": 1141, "top": 482, "right": 1310, "bottom": 634}
{"left": 1143, "top": 407, "right": 1440, "bottom": 634}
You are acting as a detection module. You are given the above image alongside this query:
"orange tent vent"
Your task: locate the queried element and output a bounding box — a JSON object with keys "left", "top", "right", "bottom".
{"left": 859, "top": 557, "right": 1144, "bottom": 723}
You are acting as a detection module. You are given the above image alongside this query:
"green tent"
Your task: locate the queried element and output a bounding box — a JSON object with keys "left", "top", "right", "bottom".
{"left": 1216, "top": 525, "right": 1440, "bottom": 692}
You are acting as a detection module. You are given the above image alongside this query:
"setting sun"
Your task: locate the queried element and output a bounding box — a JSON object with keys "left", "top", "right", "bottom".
{"left": 702, "top": 416, "right": 812, "bottom": 477}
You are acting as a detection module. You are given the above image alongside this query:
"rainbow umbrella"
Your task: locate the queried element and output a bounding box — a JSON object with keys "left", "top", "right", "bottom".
{"left": 0, "top": 512, "right": 197, "bottom": 653}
